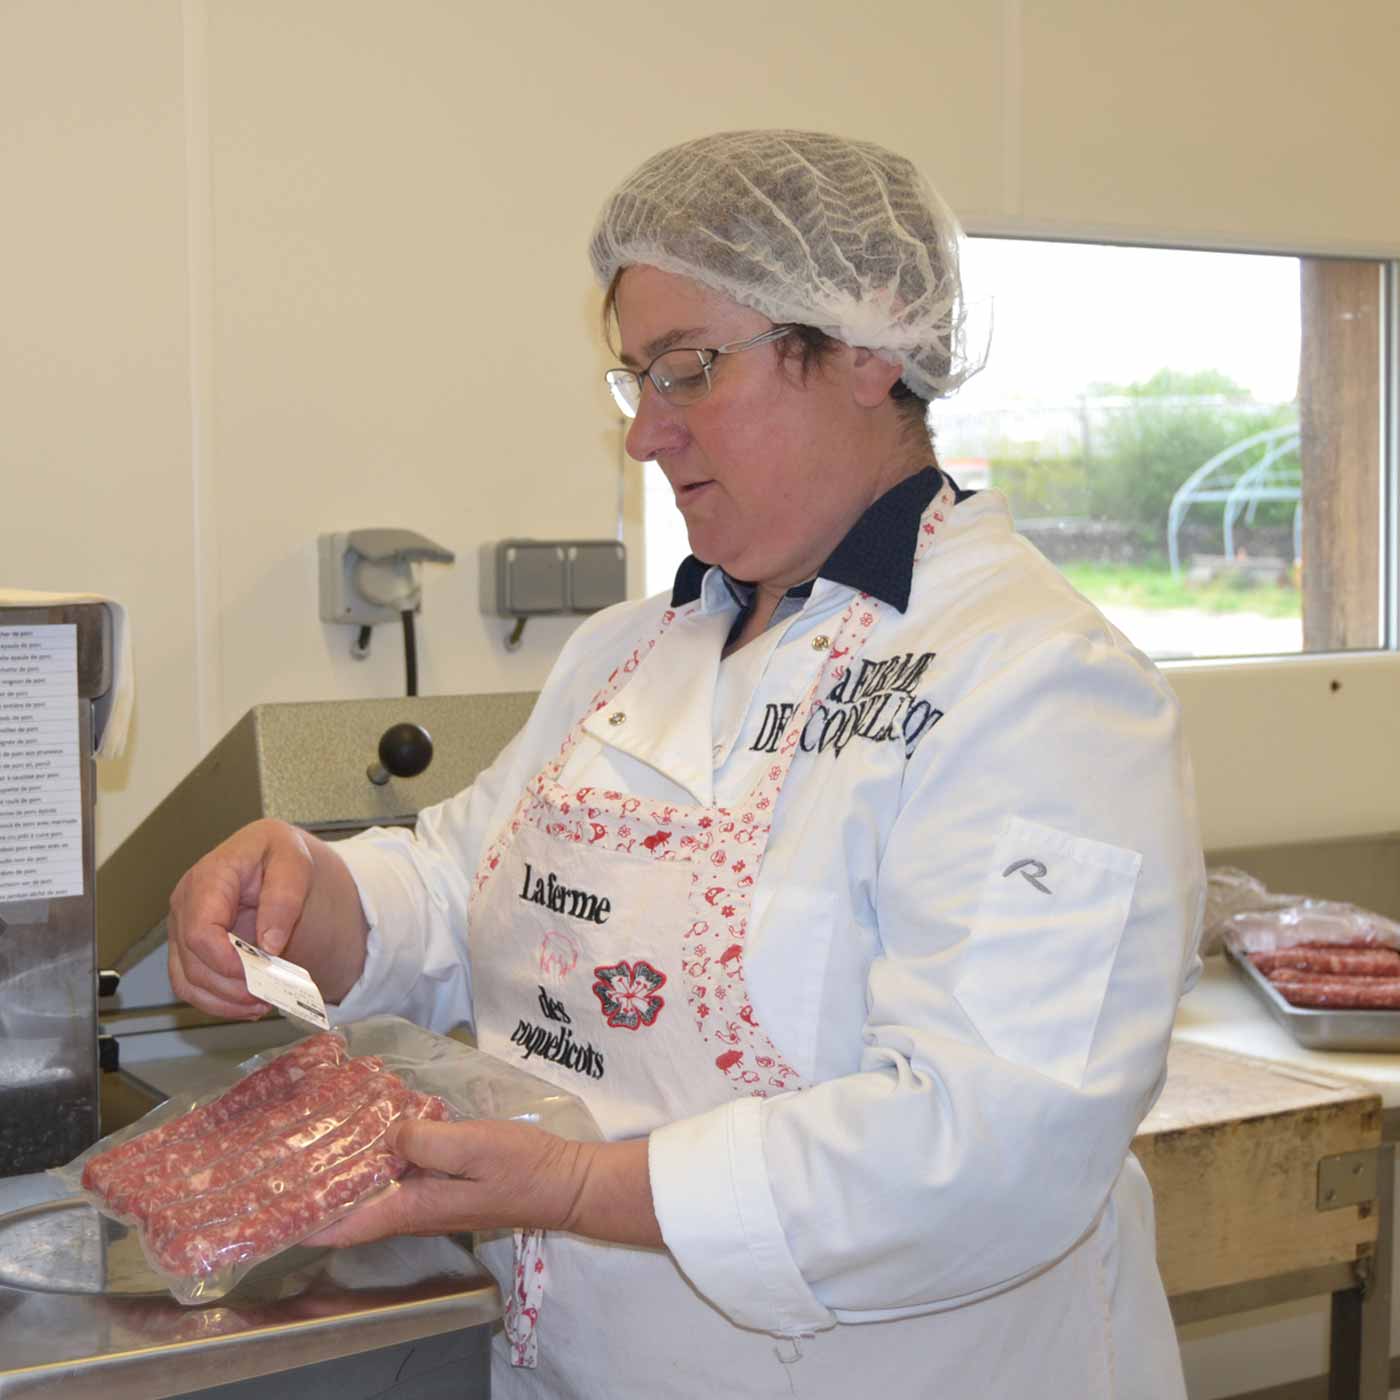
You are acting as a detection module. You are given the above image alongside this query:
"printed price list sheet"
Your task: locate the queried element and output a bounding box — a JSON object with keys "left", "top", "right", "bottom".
{"left": 0, "top": 624, "right": 82, "bottom": 900}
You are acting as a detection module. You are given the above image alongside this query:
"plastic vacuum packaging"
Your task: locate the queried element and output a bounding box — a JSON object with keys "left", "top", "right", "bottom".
{"left": 53, "top": 1016, "right": 600, "bottom": 1304}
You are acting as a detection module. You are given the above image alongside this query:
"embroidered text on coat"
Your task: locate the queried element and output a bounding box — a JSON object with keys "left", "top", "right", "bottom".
{"left": 749, "top": 650, "right": 943, "bottom": 759}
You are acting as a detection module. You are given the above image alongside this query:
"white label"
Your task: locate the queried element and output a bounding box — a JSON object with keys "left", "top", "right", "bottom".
{"left": 0, "top": 625, "right": 83, "bottom": 901}
{"left": 228, "top": 932, "right": 331, "bottom": 1032}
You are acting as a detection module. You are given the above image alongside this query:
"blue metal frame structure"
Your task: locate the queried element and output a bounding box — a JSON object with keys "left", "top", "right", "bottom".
{"left": 1167, "top": 423, "right": 1301, "bottom": 577}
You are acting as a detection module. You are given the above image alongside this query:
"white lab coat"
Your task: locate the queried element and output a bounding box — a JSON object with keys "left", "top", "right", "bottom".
{"left": 334, "top": 487, "right": 1205, "bottom": 1398}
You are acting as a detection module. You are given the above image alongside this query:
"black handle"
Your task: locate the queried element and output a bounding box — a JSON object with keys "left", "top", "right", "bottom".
{"left": 98, "top": 970, "right": 121, "bottom": 998}
{"left": 368, "top": 721, "right": 434, "bottom": 785}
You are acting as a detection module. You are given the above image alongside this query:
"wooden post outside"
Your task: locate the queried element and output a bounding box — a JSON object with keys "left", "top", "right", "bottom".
{"left": 1298, "top": 260, "right": 1383, "bottom": 651}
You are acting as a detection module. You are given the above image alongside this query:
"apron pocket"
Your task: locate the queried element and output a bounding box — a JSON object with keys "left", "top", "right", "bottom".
{"left": 953, "top": 816, "right": 1141, "bottom": 1089}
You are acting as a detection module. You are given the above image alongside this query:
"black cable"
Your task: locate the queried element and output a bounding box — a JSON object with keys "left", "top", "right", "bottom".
{"left": 401, "top": 609, "right": 418, "bottom": 697}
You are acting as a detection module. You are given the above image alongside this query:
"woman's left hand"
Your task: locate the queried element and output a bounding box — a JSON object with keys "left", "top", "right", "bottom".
{"left": 306, "top": 1118, "right": 662, "bottom": 1249}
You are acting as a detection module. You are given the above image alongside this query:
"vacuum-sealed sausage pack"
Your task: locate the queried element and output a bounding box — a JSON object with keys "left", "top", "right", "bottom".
{"left": 54, "top": 1016, "right": 600, "bottom": 1303}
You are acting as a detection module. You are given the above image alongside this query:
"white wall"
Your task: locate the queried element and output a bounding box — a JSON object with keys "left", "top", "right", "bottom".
{"left": 2, "top": 0, "right": 1397, "bottom": 865}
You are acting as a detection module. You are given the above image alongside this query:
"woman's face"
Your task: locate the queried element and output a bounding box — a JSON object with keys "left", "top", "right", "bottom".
{"left": 614, "top": 265, "right": 894, "bottom": 593}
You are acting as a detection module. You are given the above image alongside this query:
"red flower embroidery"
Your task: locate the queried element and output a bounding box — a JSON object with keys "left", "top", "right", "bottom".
{"left": 592, "top": 960, "right": 667, "bottom": 1030}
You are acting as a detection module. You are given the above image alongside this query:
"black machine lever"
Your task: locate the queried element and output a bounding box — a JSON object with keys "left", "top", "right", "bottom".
{"left": 367, "top": 721, "right": 434, "bottom": 786}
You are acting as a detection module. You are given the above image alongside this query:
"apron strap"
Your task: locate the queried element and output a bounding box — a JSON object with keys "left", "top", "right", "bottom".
{"left": 505, "top": 1227, "right": 547, "bottom": 1368}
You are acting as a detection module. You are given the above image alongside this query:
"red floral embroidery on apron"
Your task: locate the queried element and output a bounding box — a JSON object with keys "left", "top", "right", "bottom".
{"left": 592, "top": 959, "right": 667, "bottom": 1029}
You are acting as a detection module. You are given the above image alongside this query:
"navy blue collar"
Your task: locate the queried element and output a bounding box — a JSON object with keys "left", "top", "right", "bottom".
{"left": 670, "top": 465, "right": 963, "bottom": 614}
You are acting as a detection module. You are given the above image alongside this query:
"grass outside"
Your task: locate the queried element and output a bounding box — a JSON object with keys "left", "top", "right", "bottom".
{"left": 1058, "top": 562, "right": 1302, "bottom": 619}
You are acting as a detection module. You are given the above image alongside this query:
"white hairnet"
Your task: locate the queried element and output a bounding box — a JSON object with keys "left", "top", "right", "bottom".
{"left": 589, "top": 129, "right": 979, "bottom": 402}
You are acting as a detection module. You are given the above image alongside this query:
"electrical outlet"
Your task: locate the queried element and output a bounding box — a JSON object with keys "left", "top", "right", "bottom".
{"left": 317, "top": 533, "right": 405, "bottom": 625}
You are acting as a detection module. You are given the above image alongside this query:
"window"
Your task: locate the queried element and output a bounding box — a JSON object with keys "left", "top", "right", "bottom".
{"left": 939, "top": 240, "right": 1391, "bottom": 661}
{"left": 635, "top": 239, "right": 1393, "bottom": 663}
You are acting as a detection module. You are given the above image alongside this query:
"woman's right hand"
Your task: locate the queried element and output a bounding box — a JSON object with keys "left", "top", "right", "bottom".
{"left": 167, "top": 819, "right": 319, "bottom": 1020}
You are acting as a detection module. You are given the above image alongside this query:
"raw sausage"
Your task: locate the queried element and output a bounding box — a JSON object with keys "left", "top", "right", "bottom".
{"left": 145, "top": 1077, "right": 419, "bottom": 1250}
{"left": 107, "top": 1056, "right": 388, "bottom": 1223}
{"left": 1249, "top": 947, "right": 1400, "bottom": 977}
{"left": 149, "top": 1084, "right": 449, "bottom": 1278}
{"left": 1266, "top": 970, "right": 1400, "bottom": 1009}
{"left": 80, "top": 1032, "right": 451, "bottom": 1294}
{"left": 82, "top": 1031, "right": 348, "bottom": 1196}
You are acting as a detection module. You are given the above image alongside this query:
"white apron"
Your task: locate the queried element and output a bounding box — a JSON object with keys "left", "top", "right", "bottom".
{"left": 465, "top": 485, "right": 1180, "bottom": 1398}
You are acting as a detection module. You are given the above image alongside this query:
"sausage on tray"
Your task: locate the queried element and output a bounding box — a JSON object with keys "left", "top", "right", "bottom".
{"left": 1265, "top": 971, "right": 1400, "bottom": 1009}
{"left": 1249, "top": 947, "right": 1400, "bottom": 977}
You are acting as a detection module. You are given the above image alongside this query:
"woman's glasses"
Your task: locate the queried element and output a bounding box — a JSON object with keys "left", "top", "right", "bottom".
{"left": 604, "top": 326, "right": 791, "bottom": 418}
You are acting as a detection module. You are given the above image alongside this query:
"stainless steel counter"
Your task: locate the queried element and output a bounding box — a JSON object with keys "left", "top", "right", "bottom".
{"left": 0, "top": 1170, "right": 501, "bottom": 1399}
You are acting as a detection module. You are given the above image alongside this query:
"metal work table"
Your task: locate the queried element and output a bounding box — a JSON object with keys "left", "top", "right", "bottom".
{"left": 1156, "top": 956, "right": 1400, "bottom": 1398}
{"left": 0, "top": 1170, "right": 502, "bottom": 1399}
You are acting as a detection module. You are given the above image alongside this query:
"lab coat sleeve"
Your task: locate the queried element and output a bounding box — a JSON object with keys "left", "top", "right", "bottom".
{"left": 329, "top": 725, "right": 526, "bottom": 1033}
{"left": 650, "top": 630, "right": 1205, "bottom": 1333}
{"left": 330, "top": 599, "right": 663, "bottom": 1033}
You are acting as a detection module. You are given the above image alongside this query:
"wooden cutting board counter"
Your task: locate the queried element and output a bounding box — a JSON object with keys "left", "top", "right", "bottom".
{"left": 1134, "top": 1040, "right": 1382, "bottom": 1303}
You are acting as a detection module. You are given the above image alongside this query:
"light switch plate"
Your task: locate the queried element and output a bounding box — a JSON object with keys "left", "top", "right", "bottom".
{"left": 479, "top": 539, "right": 628, "bottom": 618}
{"left": 568, "top": 541, "right": 627, "bottom": 612}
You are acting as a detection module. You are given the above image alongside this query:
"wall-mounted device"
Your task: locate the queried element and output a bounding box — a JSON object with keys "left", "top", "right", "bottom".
{"left": 0, "top": 600, "right": 112, "bottom": 1176}
{"left": 318, "top": 529, "right": 455, "bottom": 693}
{"left": 479, "top": 539, "right": 627, "bottom": 650}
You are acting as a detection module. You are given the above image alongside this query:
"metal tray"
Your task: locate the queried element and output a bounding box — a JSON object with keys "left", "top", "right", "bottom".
{"left": 1224, "top": 943, "right": 1400, "bottom": 1052}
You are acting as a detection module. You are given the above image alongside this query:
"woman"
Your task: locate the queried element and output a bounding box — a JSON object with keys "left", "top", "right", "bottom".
{"left": 168, "top": 130, "right": 1204, "bottom": 1398}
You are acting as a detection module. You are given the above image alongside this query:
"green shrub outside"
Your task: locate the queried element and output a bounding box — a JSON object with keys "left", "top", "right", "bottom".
{"left": 981, "top": 368, "right": 1298, "bottom": 548}
{"left": 1082, "top": 369, "right": 1297, "bottom": 542}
